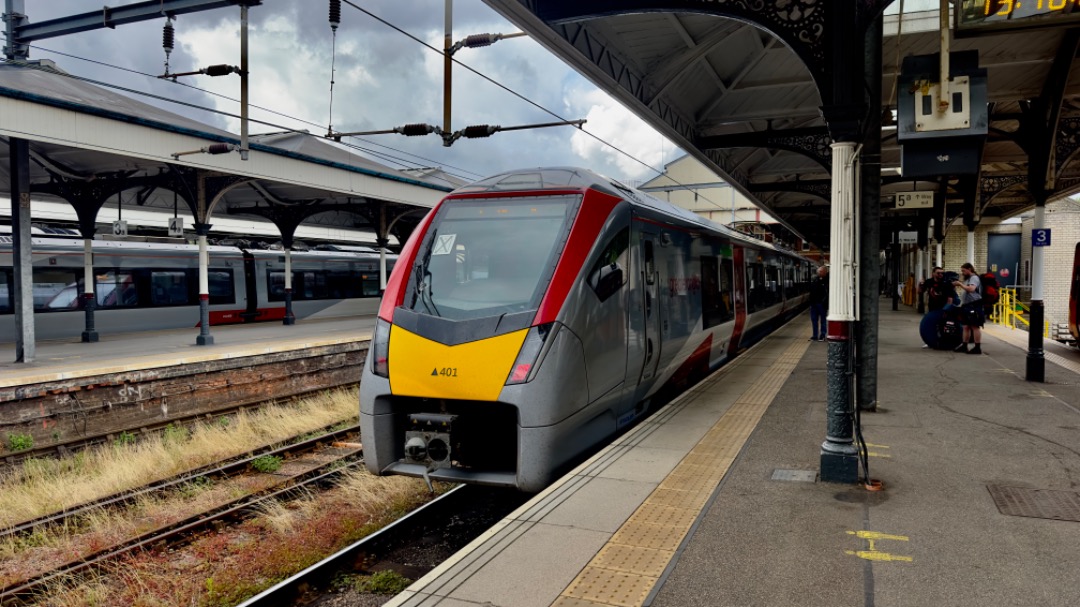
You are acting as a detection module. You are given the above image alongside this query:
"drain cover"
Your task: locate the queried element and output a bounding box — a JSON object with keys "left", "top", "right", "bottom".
{"left": 987, "top": 485, "right": 1080, "bottom": 522}
{"left": 772, "top": 469, "right": 817, "bottom": 482}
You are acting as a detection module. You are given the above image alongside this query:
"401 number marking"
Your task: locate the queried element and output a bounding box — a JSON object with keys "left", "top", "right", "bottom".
{"left": 431, "top": 367, "right": 458, "bottom": 377}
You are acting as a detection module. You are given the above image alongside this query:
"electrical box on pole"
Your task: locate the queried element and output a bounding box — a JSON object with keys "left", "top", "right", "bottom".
{"left": 896, "top": 50, "right": 988, "bottom": 178}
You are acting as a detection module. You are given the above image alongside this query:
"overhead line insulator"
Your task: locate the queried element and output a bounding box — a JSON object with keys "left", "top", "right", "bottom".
{"left": 463, "top": 33, "right": 495, "bottom": 48}
{"left": 462, "top": 125, "right": 498, "bottom": 139}
{"left": 329, "top": 0, "right": 341, "bottom": 31}
{"left": 398, "top": 123, "right": 436, "bottom": 137}
{"left": 204, "top": 64, "right": 236, "bottom": 77}
{"left": 163, "top": 19, "right": 175, "bottom": 53}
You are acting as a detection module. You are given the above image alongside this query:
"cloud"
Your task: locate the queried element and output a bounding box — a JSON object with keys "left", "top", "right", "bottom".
{"left": 20, "top": 0, "right": 683, "bottom": 184}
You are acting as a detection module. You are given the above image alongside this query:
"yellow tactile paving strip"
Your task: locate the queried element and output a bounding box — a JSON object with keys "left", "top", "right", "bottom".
{"left": 554, "top": 327, "right": 812, "bottom": 607}
{"left": 982, "top": 324, "right": 1080, "bottom": 376}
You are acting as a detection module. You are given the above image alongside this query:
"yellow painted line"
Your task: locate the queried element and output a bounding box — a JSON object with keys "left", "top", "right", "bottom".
{"left": 845, "top": 530, "right": 913, "bottom": 563}
{"left": 863, "top": 443, "right": 890, "bottom": 449}
{"left": 555, "top": 327, "right": 813, "bottom": 607}
{"left": 863, "top": 451, "right": 892, "bottom": 459}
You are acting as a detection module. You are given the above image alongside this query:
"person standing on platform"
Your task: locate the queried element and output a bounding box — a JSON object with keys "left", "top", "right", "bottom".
{"left": 953, "top": 263, "right": 984, "bottom": 354}
{"left": 921, "top": 267, "right": 957, "bottom": 312}
{"left": 809, "top": 266, "right": 828, "bottom": 342}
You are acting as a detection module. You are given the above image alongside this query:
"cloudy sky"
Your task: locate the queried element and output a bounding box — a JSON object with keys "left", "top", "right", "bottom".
{"left": 25, "top": 0, "right": 682, "bottom": 186}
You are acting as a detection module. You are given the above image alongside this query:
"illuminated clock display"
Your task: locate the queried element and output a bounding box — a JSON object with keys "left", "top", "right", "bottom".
{"left": 956, "top": 0, "right": 1080, "bottom": 34}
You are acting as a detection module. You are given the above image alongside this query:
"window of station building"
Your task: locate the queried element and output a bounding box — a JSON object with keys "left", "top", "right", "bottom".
{"left": 34, "top": 269, "right": 82, "bottom": 311}
{"left": 0, "top": 271, "right": 11, "bottom": 314}
{"left": 588, "top": 228, "right": 630, "bottom": 302}
{"left": 701, "top": 255, "right": 734, "bottom": 328}
{"left": 151, "top": 271, "right": 190, "bottom": 306}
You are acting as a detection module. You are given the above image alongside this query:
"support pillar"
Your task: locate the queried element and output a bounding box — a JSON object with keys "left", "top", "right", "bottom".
{"left": 378, "top": 203, "right": 389, "bottom": 292}
{"left": 821, "top": 140, "right": 860, "bottom": 483}
{"left": 966, "top": 227, "right": 975, "bottom": 264}
{"left": 9, "top": 137, "right": 34, "bottom": 362}
{"left": 81, "top": 238, "right": 98, "bottom": 342}
{"left": 1027, "top": 202, "right": 1046, "bottom": 382}
{"left": 936, "top": 240, "right": 943, "bottom": 268}
{"left": 891, "top": 237, "right": 901, "bottom": 311}
{"left": 195, "top": 223, "right": 214, "bottom": 346}
{"left": 856, "top": 12, "right": 882, "bottom": 413}
{"left": 283, "top": 248, "right": 295, "bottom": 325}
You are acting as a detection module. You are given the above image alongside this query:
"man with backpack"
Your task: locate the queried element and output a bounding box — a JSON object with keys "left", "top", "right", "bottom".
{"left": 952, "top": 263, "right": 984, "bottom": 354}
{"left": 980, "top": 270, "right": 1001, "bottom": 319}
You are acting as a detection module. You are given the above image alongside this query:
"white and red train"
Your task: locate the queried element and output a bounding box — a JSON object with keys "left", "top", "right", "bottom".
{"left": 360, "top": 167, "right": 814, "bottom": 492}
{"left": 0, "top": 236, "right": 392, "bottom": 342}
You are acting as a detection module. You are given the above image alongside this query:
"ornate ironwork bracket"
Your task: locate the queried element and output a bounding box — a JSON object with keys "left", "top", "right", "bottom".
{"left": 697, "top": 127, "right": 832, "bottom": 171}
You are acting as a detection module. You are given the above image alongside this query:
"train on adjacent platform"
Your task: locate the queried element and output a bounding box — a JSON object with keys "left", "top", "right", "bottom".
{"left": 360, "top": 167, "right": 815, "bottom": 492}
{"left": 0, "top": 236, "right": 394, "bottom": 342}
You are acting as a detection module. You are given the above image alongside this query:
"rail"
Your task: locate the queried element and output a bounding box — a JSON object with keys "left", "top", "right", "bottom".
{"left": 990, "top": 287, "right": 1048, "bottom": 337}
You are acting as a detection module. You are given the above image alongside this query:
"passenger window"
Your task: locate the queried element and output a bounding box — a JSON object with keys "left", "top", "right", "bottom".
{"left": 588, "top": 228, "right": 629, "bottom": 302}
{"left": 96, "top": 271, "right": 138, "bottom": 308}
{"left": 208, "top": 270, "right": 235, "bottom": 305}
{"left": 151, "top": 271, "right": 189, "bottom": 306}
{"left": 34, "top": 268, "right": 81, "bottom": 311}
{"left": 0, "top": 271, "right": 10, "bottom": 314}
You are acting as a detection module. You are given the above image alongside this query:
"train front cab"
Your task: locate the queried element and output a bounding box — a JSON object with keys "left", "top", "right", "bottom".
{"left": 360, "top": 177, "right": 637, "bottom": 492}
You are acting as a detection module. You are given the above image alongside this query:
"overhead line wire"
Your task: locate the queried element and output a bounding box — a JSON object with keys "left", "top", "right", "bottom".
{"left": 341, "top": 0, "right": 753, "bottom": 217}
{"left": 19, "top": 43, "right": 485, "bottom": 181}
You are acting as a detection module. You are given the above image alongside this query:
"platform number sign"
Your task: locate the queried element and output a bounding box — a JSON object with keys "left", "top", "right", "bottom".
{"left": 112, "top": 220, "right": 128, "bottom": 237}
{"left": 1032, "top": 229, "right": 1051, "bottom": 247}
{"left": 168, "top": 217, "right": 184, "bottom": 237}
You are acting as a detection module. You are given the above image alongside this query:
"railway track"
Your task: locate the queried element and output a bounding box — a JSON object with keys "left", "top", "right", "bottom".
{"left": 0, "top": 427, "right": 363, "bottom": 605}
{"left": 0, "top": 423, "right": 360, "bottom": 541}
{"left": 236, "top": 484, "right": 530, "bottom": 607}
{"left": 0, "top": 389, "right": 357, "bottom": 474}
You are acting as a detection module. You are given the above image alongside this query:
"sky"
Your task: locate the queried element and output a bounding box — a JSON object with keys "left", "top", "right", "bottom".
{"left": 21, "top": 0, "right": 680, "bottom": 186}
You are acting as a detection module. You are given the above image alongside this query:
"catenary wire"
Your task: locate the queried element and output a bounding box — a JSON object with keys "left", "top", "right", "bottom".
{"left": 21, "top": 43, "right": 485, "bottom": 181}
{"left": 341, "top": 0, "right": 751, "bottom": 216}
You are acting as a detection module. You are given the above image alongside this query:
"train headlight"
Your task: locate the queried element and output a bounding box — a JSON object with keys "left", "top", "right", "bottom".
{"left": 372, "top": 318, "right": 391, "bottom": 377}
{"left": 506, "top": 322, "right": 556, "bottom": 385}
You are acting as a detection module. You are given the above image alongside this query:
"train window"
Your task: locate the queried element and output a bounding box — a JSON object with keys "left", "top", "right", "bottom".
{"left": 95, "top": 271, "right": 138, "bottom": 309}
{"left": 701, "top": 255, "right": 734, "bottom": 328}
{"left": 588, "top": 228, "right": 629, "bottom": 302}
{"left": 208, "top": 270, "right": 235, "bottom": 305}
{"left": 783, "top": 261, "right": 797, "bottom": 299}
{"left": 0, "top": 271, "right": 10, "bottom": 314}
{"left": 746, "top": 260, "right": 766, "bottom": 313}
{"left": 34, "top": 269, "right": 82, "bottom": 311}
{"left": 151, "top": 271, "right": 190, "bottom": 306}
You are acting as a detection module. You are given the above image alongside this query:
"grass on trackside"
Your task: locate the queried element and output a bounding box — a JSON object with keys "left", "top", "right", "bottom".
{"left": 0, "top": 388, "right": 359, "bottom": 529}
{"left": 28, "top": 471, "right": 443, "bottom": 607}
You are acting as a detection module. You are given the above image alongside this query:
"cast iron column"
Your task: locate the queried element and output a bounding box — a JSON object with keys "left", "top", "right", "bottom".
{"left": 81, "top": 237, "right": 98, "bottom": 342}
{"left": 1027, "top": 199, "right": 1046, "bottom": 381}
{"left": 857, "top": 13, "right": 882, "bottom": 413}
{"left": 821, "top": 140, "right": 860, "bottom": 483}
{"left": 9, "top": 137, "right": 34, "bottom": 362}
{"left": 283, "top": 247, "right": 295, "bottom": 325}
{"left": 195, "top": 223, "right": 214, "bottom": 346}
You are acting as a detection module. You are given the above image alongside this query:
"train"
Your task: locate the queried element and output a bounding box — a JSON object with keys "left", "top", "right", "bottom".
{"left": 0, "top": 235, "right": 394, "bottom": 342}
{"left": 360, "top": 167, "right": 815, "bottom": 492}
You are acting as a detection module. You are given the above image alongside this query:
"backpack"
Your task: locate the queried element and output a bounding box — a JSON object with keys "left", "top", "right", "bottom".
{"left": 980, "top": 272, "right": 1000, "bottom": 308}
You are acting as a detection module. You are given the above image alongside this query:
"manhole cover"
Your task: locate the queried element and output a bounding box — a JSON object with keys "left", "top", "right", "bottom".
{"left": 772, "top": 469, "right": 817, "bottom": 482}
{"left": 987, "top": 485, "right": 1080, "bottom": 522}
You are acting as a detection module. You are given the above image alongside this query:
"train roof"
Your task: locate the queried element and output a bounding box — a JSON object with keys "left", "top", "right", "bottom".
{"left": 0, "top": 235, "right": 395, "bottom": 258}
{"left": 452, "top": 167, "right": 807, "bottom": 260}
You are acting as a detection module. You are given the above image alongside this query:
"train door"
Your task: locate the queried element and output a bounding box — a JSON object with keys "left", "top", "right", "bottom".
{"left": 638, "top": 223, "right": 662, "bottom": 384}
{"left": 241, "top": 251, "right": 258, "bottom": 321}
{"left": 727, "top": 246, "right": 748, "bottom": 357}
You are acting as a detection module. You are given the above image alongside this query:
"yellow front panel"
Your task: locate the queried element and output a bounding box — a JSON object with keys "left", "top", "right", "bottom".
{"left": 389, "top": 326, "right": 528, "bottom": 401}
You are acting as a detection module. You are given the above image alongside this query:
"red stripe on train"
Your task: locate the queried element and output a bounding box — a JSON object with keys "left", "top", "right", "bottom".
{"left": 196, "top": 307, "right": 287, "bottom": 327}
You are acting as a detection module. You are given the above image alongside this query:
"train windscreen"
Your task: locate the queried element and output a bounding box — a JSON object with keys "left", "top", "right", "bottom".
{"left": 405, "top": 195, "right": 578, "bottom": 321}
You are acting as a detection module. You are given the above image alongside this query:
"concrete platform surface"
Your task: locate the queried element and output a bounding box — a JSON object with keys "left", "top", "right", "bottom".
{"left": 0, "top": 316, "right": 375, "bottom": 387}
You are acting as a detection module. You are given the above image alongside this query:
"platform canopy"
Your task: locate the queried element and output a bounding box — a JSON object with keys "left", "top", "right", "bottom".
{"left": 0, "top": 61, "right": 456, "bottom": 246}
{"left": 483, "top": 1, "right": 1080, "bottom": 247}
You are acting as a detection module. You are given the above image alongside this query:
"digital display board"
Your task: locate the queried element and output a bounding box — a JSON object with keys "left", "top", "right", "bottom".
{"left": 956, "top": 0, "right": 1080, "bottom": 34}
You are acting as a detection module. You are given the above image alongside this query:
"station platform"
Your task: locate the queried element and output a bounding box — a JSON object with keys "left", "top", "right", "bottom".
{"left": 0, "top": 316, "right": 376, "bottom": 388}
{"left": 388, "top": 302, "right": 1080, "bottom": 607}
